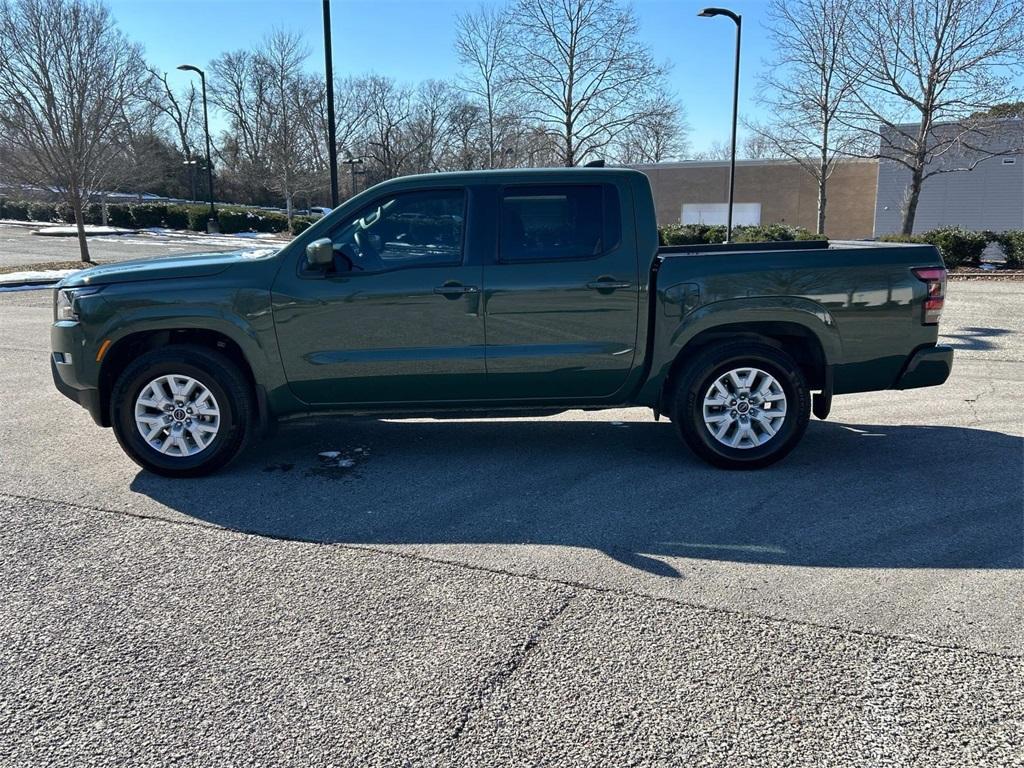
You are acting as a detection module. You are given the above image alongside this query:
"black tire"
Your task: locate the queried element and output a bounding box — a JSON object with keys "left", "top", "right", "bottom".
{"left": 671, "top": 341, "right": 810, "bottom": 470}
{"left": 110, "top": 345, "right": 254, "bottom": 477}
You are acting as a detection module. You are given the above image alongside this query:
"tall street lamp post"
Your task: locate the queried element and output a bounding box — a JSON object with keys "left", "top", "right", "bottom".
{"left": 177, "top": 64, "right": 218, "bottom": 232}
{"left": 183, "top": 158, "right": 198, "bottom": 202}
{"left": 698, "top": 7, "right": 741, "bottom": 243}
{"left": 323, "top": 0, "right": 340, "bottom": 207}
{"left": 342, "top": 156, "right": 365, "bottom": 199}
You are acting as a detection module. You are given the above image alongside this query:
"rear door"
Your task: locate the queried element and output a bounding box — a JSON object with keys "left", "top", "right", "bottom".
{"left": 483, "top": 181, "right": 640, "bottom": 399}
{"left": 271, "top": 187, "right": 486, "bottom": 405}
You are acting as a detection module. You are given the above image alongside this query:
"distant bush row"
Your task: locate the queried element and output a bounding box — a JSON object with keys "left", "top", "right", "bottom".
{"left": 658, "top": 223, "right": 822, "bottom": 247}
{"left": 0, "top": 198, "right": 317, "bottom": 236}
{"left": 879, "top": 227, "right": 1023, "bottom": 269}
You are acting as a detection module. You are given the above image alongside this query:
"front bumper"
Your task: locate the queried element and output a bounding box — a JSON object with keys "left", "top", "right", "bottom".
{"left": 894, "top": 344, "right": 954, "bottom": 390}
{"left": 51, "top": 321, "right": 105, "bottom": 426}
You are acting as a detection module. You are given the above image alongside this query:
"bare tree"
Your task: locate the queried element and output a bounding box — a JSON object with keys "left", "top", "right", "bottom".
{"left": 359, "top": 75, "right": 419, "bottom": 182}
{"left": 611, "top": 91, "right": 689, "bottom": 164}
{"left": 746, "top": 0, "right": 860, "bottom": 233}
{"left": 507, "top": 0, "right": 670, "bottom": 166}
{"left": 258, "top": 30, "right": 315, "bottom": 224}
{"left": 691, "top": 140, "right": 733, "bottom": 161}
{"left": 210, "top": 30, "right": 319, "bottom": 223}
{"left": 0, "top": 0, "right": 147, "bottom": 262}
{"left": 455, "top": 4, "right": 519, "bottom": 168}
{"left": 144, "top": 69, "right": 200, "bottom": 160}
{"left": 844, "top": 0, "right": 1024, "bottom": 234}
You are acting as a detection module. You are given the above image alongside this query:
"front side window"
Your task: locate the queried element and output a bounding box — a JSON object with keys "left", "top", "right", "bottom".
{"left": 499, "top": 184, "right": 618, "bottom": 263}
{"left": 324, "top": 188, "right": 465, "bottom": 273}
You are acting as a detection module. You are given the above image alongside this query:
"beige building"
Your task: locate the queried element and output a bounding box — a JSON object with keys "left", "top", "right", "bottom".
{"left": 631, "top": 159, "right": 879, "bottom": 240}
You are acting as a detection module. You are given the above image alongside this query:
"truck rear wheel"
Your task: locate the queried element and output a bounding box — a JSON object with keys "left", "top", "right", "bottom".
{"left": 672, "top": 341, "right": 810, "bottom": 469}
{"left": 110, "top": 345, "right": 254, "bottom": 477}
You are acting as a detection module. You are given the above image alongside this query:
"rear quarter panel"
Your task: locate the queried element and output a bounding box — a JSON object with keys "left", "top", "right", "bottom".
{"left": 643, "top": 243, "right": 944, "bottom": 402}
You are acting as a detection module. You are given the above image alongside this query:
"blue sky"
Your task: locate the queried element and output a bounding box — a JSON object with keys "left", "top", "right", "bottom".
{"left": 107, "top": 0, "right": 779, "bottom": 154}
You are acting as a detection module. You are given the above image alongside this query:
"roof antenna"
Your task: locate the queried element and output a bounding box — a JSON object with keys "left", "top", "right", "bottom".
{"left": 584, "top": 159, "right": 605, "bottom": 168}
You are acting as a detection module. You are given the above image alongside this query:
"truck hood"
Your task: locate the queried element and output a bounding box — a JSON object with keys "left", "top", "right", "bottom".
{"left": 58, "top": 247, "right": 280, "bottom": 288}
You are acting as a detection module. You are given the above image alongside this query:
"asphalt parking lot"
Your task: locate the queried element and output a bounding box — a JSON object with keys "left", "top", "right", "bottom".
{"left": 1, "top": 233, "right": 1022, "bottom": 766}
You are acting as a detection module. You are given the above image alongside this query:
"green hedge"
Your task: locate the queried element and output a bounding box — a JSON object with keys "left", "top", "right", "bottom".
{"left": 0, "top": 197, "right": 304, "bottom": 235}
{"left": 216, "top": 208, "right": 290, "bottom": 234}
{"left": 878, "top": 226, "right": 990, "bottom": 268}
{"left": 290, "top": 215, "right": 317, "bottom": 236}
{"left": 988, "top": 230, "right": 1024, "bottom": 269}
{"left": 0, "top": 199, "right": 30, "bottom": 220}
{"left": 659, "top": 222, "right": 818, "bottom": 246}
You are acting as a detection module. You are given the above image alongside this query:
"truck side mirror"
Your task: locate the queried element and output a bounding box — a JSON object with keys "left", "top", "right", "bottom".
{"left": 306, "top": 237, "right": 334, "bottom": 267}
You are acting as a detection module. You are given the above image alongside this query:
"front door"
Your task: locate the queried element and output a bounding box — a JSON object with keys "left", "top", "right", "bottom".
{"left": 483, "top": 182, "right": 640, "bottom": 399}
{"left": 271, "top": 187, "right": 486, "bottom": 405}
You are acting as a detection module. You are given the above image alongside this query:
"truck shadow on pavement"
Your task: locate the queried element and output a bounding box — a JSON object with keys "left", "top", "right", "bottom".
{"left": 941, "top": 326, "right": 1013, "bottom": 351}
{"left": 130, "top": 419, "right": 1024, "bottom": 578}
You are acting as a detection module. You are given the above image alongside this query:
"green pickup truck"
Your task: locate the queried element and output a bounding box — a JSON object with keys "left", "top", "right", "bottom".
{"left": 51, "top": 168, "right": 953, "bottom": 476}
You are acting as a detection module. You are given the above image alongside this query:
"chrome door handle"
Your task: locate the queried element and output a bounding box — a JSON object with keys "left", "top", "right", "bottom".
{"left": 586, "top": 280, "right": 631, "bottom": 290}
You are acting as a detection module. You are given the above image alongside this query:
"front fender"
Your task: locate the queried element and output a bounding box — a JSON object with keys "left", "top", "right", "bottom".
{"left": 81, "top": 285, "right": 288, "bottom": 407}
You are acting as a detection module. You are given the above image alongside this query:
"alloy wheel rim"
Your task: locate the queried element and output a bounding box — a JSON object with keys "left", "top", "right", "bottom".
{"left": 702, "top": 367, "right": 787, "bottom": 449}
{"left": 134, "top": 374, "right": 221, "bottom": 457}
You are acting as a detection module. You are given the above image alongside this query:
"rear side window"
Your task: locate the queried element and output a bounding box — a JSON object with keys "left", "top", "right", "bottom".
{"left": 499, "top": 184, "right": 620, "bottom": 263}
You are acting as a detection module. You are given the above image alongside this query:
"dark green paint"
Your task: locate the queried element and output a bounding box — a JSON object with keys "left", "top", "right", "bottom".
{"left": 51, "top": 168, "right": 952, "bottom": 427}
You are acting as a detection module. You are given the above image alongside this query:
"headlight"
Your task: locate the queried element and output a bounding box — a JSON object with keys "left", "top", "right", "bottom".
{"left": 55, "top": 286, "right": 102, "bottom": 321}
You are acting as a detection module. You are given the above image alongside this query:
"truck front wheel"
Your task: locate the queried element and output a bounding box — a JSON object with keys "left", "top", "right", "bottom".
{"left": 110, "top": 345, "right": 254, "bottom": 477}
{"left": 672, "top": 342, "right": 810, "bottom": 469}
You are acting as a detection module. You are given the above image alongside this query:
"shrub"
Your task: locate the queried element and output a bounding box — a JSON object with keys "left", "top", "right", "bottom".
{"left": 216, "top": 208, "right": 255, "bottom": 234}
{"left": 105, "top": 203, "right": 134, "bottom": 228}
{"left": 27, "top": 201, "right": 57, "bottom": 222}
{"left": 919, "top": 227, "right": 988, "bottom": 268}
{"left": 990, "top": 230, "right": 1024, "bottom": 269}
{"left": 131, "top": 203, "right": 167, "bottom": 229}
{"left": 880, "top": 227, "right": 988, "bottom": 268}
{"left": 252, "top": 210, "right": 288, "bottom": 233}
{"left": 164, "top": 205, "right": 191, "bottom": 230}
{"left": 187, "top": 206, "right": 212, "bottom": 231}
{"left": 877, "top": 233, "right": 919, "bottom": 244}
{"left": 659, "top": 222, "right": 819, "bottom": 246}
{"left": 732, "top": 223, "right": 819, "bottom": 243}
{"left": 290, "top": 215, "right": 316, "bottom": 236}
{"left": 659, "top": 223, "right": 727, "bottom": 246}
{"left": 1, "top": 199, "right": 31, "bottom": 220}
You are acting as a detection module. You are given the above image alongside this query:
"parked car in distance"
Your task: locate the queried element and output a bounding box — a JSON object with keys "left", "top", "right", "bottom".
{"left": 50, "top": 168, "right": 953, "bottom": 476}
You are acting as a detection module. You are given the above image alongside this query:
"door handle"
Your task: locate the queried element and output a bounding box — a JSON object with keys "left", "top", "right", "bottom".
{"left": 586, "top": 279, "right": 631, "bottom": 291}
{"left": 434, "top": 283, "right": 479, "bottom": 297}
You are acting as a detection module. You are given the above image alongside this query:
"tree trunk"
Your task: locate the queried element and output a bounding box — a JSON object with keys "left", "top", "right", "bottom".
{"left": 285, "top": 193, "right": 294, "bottom": 226}
{"left": 816, "top": 181, "right": 827, "bottom": 236}
{"left": 900, "top": 162, "right": 925, "bottom": 236}
{"left": 71, "top": 193, "right": 92, "bottom": 264}
{"left": 816, "top": 156, "right": 828, "bottom": 236}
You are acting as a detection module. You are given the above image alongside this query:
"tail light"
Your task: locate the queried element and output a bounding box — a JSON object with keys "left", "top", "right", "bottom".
{"left": 911, "top": 267, "right": 947, "bottom": 325}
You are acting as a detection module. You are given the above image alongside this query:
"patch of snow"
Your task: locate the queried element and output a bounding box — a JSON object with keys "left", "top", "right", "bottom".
{"left": 0, "top": 219, "right": 60, "bottom": 227}
{"left": 318, "top": 451, "right": 341, "bottom": 459}
{"left": 0, "top": 268, "right": 81, "bottom": 287}
{"left": 336, "top": 459, "right": 355, "bottom": 468}
{"left": 238, "top": 248, "right": 279, "bottom": 259}
{"left": 32, "top": 225, "right": 131, "bottom": 236}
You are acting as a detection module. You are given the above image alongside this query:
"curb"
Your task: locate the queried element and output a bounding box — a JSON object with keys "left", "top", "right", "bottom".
{"left": 0, "top": 280, "right": 62, "bottom": 290}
